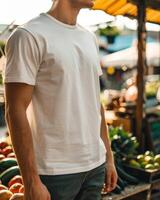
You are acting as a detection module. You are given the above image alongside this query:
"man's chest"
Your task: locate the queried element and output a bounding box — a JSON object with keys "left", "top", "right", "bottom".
{"left": 43, "top": 35, "right": 100, "bottom": 75}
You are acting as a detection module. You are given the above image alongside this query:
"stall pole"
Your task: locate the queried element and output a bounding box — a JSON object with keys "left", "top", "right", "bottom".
{"left": 136, "top": 0, "right": 147, "bottom": 150}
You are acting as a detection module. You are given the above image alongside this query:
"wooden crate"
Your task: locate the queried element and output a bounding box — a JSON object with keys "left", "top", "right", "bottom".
{"left": 120, "top": 165, "right": 160, "bottom": 200}
{"left": 102, "top": 183, "right": 151, "bottom": 200}
{"left": 123, "top": 165, "right": 160, "bottom": 183}
{"left": 151, "top": 180, "right": 160, "bottom": 200}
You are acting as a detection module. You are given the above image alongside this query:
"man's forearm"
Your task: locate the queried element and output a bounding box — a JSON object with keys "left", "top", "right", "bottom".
{"left": 100, "top": 105, "right": 114, "bottom": 162}
{"left": 6, "top": 106, "right": 40, "bottom": 187}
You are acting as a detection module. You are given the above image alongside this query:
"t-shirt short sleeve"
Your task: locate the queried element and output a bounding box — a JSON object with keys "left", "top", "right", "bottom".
{"left": 4, "top": 28, "right": 40, "bottom": 85}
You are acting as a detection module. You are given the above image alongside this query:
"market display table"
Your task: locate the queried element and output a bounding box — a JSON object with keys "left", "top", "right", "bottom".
{"left": 151, "top": 179, "right": 160, "bottom": 200}
{"left": 102, "top": 183, "right": 151, "bottom": 200}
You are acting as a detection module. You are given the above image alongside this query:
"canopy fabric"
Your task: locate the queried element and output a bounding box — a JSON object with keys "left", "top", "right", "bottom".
{"left": 93, "top": 0, "right": 160, "bottom": 24}
{"left": 101, "top": 42, "right": 160, "bottom": 68}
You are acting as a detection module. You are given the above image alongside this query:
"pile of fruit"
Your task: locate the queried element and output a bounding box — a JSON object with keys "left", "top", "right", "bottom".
{"left": 0, "top": 141, "right": 24, "bottom": 200}
{"left": 129, "top": 151, "right": 160, "bottom": 171}
{"left": 109, "top": 127, "right": 160, "bottom": 172}
{"left": 102, "top": 126, "right": 160, "bottom": 196}
{"left": 109, "top": 126, "right": 139, "bottom": 159}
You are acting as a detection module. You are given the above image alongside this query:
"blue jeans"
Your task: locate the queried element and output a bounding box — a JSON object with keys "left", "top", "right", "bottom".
{"left": 40, "top": 163, "right": 105, "bottom": 200}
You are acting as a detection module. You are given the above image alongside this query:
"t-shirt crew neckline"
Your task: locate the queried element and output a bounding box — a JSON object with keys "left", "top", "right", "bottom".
{"left": 41, "top": 13, "right": 78, "bottom": 29}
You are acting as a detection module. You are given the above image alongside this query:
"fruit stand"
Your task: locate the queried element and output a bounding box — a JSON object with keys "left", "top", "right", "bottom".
{"left": 0, "top": 140, "right": 24, "bottom": 200}
{"left": 100, "top": 126, "right": 160, "bottom": 200}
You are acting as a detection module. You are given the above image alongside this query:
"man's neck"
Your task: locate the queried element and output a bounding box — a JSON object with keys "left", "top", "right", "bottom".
{"left": 47, "top": 0, "right": 80, "bottom": 26}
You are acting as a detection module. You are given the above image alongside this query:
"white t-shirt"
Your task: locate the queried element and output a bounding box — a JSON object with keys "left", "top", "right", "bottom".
{"left": 4, "top": 13, "right": 106, "bottom": 175}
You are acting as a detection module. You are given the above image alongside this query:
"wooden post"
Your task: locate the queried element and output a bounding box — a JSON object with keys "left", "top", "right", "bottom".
{"left": 136, "top": 0, "right": 146, "bottom": 150}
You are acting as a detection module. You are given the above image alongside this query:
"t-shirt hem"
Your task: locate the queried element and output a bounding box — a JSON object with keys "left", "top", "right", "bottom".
{"left": 38, "top": 157, "right": 106, "bottom": 175}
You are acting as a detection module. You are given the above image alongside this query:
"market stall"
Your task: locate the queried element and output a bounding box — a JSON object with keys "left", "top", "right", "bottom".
{"left": 93, "top": 0, "right": 160, "bottom": 199}
{"left": 95, "top": 125, "right": 160, "bottom": 199}
{"left": 94, "top": 0, "right": 160, "bottom": 144}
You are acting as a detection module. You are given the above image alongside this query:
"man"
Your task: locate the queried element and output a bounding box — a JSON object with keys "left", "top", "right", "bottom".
{"left": 4, "top": 0, "right": 117, "bottom": 200}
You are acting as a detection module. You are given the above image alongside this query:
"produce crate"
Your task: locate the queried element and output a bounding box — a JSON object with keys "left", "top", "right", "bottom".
{"left": 151, "top": 189, "right": 160, "bottom": 200}
{"left": 123, "top": 165, "right": 160, "bottom": 183}
{"left": 102, "top": 183, "right": 151, "bottom": 200}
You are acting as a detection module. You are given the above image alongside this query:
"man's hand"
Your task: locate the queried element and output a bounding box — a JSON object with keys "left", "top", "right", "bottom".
{"left": 24, "top": 180, "right": 51, "bottom": 200}
{"left": 100, "top": 105, "right": 118, "bottom": 192}
{"left": 105, "top": 161, "right": 118, "bottom": 193}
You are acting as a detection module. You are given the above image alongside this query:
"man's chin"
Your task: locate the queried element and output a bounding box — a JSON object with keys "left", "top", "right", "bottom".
{"left": 82, "top": 2, "right": 94, "bottom": 9}
{"left": 74, "top": 0, "right": 95, "bottom": 10}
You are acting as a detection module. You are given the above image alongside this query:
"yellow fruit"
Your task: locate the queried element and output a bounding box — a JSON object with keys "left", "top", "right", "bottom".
{"left": 140, "top": 161, "right": 148, "bottom": 169}
{"left": 154, "top": 155, "right": 160, "bottom": 164}
{"left": 129, "top": 159, "right": 141, "bottom": 168}
{"left": 0, "top": 190, "right": 12, "bottom": 200}
{"left": 145, "top": 151, "right": 154, "bottom": 156}
{"left": 144, "top": 156, "right": 154, "bottom": 164}
{"left": 145, "top": 164, "right": 155, "bottom": 170}
{"left": 137, "top": 155, "right": 144, "bottom": 163}
{"left": 154, "top": 162, "right": 160, "bottom": 169}
{"left": 9, "top": 193, "right": 24, "bottom": 200}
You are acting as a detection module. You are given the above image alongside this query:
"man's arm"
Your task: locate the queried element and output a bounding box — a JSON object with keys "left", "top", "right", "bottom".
{"left": 5, "top": 83, "right": 50, "bottom": 200}
{"left": 100, "top": 104, "right": 118, "bottom": 192}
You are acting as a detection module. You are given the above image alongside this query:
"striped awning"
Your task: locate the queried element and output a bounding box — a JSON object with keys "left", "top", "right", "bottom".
{"left": 93, "top": 0, "right": 160, "bottom": 24}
